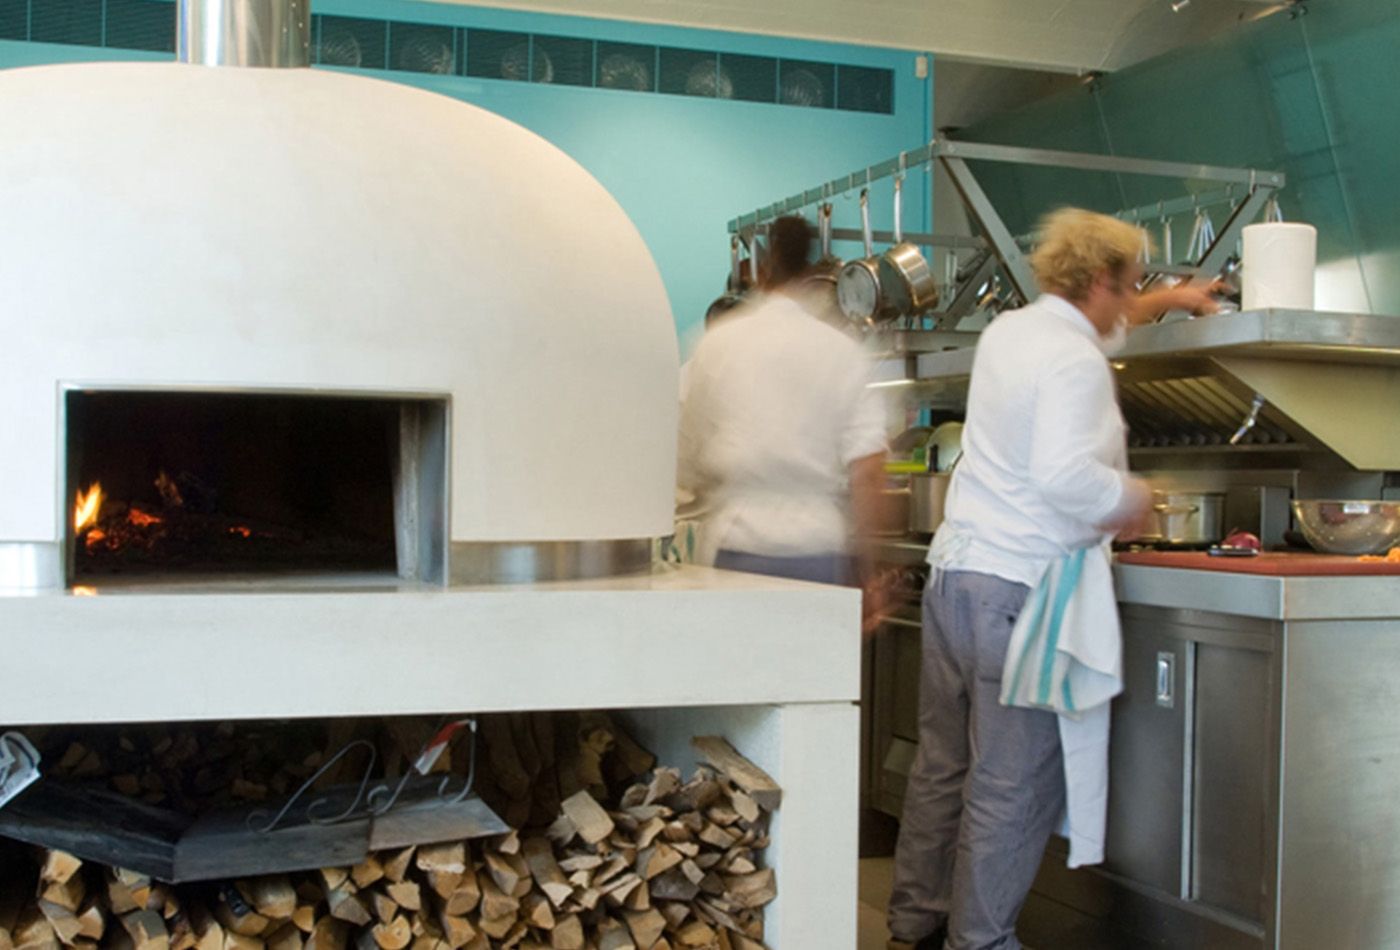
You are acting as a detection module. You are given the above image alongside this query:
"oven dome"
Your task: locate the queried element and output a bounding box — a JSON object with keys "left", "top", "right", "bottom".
{"left": 0, "top": 62, "right": 678, "bottom": 551}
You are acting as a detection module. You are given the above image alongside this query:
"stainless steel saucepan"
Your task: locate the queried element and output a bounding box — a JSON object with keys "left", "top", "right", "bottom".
{"left": 837, "top": 189, "right": 896, "bottom": 327}
{"left": 879, "top": 176, "right": 939, "bottom": 318}
{"left": 1139, "top": 491, "right": 1225, "bottom": 545}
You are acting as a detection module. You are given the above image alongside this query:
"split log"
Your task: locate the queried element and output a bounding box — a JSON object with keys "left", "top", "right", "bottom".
{"left": 12, "top": 906, "right": 59, "bottom": 950}
{"left": 223, "top": 933, "right": 263, "bottom": 950}
{"left": 213, "top": 889, "right": 267, "bottom": 939}
{"left": 476, "top": 877, "right": 518, "bottom": 923}
{"left": 383, "top": 883, "right": 421, "bottom": 914}
{"left": 519, "top": 893, "right": 554, "bottom": 931}
{"left": 369, "top": 918, "right": 411, "bottom": 950}
{"left": 350, "top": 859, "right": 384, "bottom": 891}
{"left": 635, "top": 844, "right": 682, "bottom": 881}
{"left": 415, "top": 844, "right": 466, "bottom": 876}
{"left": 673, "top": 920, "right": 715, "bottom": 947}
{"left": 37, "top": 877, "right": 85, "bottom": 916}
{"left": 39, "top": 853, "right": 82, "bottom": 888}
{"left": 690, "top": 739, "right": 780, "bottom": 813}
{"left": 324, "top": 889, "right": 370, "bottom": 928}
{"left": 622, "top": 909, "right": 665, "bottom": 949}
{"left": 435, "top": 912, "right": 475, "bottom": 950}
{"left": 370, "top": 895, "right": 397, "bottom": 927}
{"left": 558, "top": 792, "right": 613, "bottom": 846}
{"left": 119, "top": 910, "right": 168, "bottom": 950}
{"left": 242, "top": 878, "right": 296, "bottom": 921}
{"left": 441, "top": 871, "right": 480, "bottom": 917}
{"left": 34, "top": 903, "right": 82, "bottom": 946}
{"left": 421, "top": 873, "right": 460, "bottom": 903}
{"left": 303, "top": 918, "right": 346, "bottom": 950}
{"left": 482, "top": 852, "right": 521, "bottom": 897}
{"left": 382, "top": 850, "right": 415, "bottom": 886}
{"left": 722, "top": 870, "right": 776, "bottom": 910}
{"left": 265, "top": 925, "right": 302, "bottom": 950}
{"left": 289, "top": 909, "right": 316, "bottom": 935}
{"left": 593, "top": 921, "right": 632, "bottom": 950}
{"left": 547, "top": 915, "right": 583, "bottom": 950}
{"left": 521, "top": 839, "right": 572, "bottom": 910}
{"left": 73, "top": 905, "right": 104, "bottom": 944}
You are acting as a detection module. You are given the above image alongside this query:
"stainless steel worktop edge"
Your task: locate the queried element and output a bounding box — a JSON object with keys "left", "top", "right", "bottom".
{"left": 1114, "top": 562, "right": 1400, "bottom": 621}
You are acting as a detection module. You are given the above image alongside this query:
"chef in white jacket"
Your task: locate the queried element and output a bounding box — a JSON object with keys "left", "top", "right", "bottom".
{"left": 887, "top": 208, "right": 1218, "bottom": 950}
{"left": 676, "top": 215, "right": 888, "bottom": 615}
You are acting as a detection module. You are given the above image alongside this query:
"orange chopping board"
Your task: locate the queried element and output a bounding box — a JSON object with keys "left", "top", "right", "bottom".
{"left": 1116, "top": 550, "right": 1400, "bottom": 576}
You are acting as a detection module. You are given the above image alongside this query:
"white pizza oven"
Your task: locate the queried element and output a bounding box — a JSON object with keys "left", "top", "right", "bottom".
{"left": 0, "top": 0, "right": 679, "bottom": 588}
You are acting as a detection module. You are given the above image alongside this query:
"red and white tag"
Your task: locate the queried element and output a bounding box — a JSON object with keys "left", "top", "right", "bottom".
{"left": 413, "top": 719, "right": 474, "bottom": 776}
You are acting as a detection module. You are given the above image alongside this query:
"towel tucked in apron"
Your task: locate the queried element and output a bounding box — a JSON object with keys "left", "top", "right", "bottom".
{"left": 1000, "top": 542, "right": 1123, "bottom": 868}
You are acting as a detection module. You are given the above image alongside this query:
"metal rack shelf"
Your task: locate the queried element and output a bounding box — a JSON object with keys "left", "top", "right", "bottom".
{"left": 727, "top": 137, "right": 1286, "bottom": 328}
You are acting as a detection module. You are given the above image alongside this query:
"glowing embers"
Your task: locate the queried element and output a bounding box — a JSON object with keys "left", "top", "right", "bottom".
{"left": 73, "top": 471, "right": 254, "bottom": 560}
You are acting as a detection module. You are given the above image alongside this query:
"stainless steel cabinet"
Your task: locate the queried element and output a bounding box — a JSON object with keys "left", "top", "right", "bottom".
{"left": 1103, "top": 619, "right": 1190, "bottom": 896}
{"left": 1026, "top": 605, "right": 1281, "bottom": 950}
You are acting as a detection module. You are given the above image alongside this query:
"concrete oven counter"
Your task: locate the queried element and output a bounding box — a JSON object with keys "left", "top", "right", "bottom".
{"left": 0, "top": 564, "right": 861, "bottom": 950}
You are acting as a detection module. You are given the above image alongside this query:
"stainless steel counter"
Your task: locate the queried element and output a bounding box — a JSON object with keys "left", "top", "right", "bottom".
{"left": 1114, "top": 562, "right": 1400, "bottom": 621}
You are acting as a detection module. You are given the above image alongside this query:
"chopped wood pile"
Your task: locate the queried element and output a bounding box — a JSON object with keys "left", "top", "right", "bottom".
{"left": 1, "top": 719, "right": 782, "bottom": 950}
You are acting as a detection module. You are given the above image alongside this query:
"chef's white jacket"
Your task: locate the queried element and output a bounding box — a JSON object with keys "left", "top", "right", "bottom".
{"left": 677, "top": 292, "right": 887, "bottom": 565}
{"left": 930, "top": 293, "right": 1138, "bottom": 585}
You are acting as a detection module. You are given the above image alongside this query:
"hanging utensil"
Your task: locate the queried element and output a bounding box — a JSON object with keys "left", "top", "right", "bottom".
{"left": 879, "top": 176, "right": 939, "bottom": 318}
{"left": 836, "top": 189, "right": 893, "bottom": 327}
{"left": 706, "top": 235, "right": 748, "bottom": 323}
{"left": 816, "top": 202, "right": 841, "bottom": 269}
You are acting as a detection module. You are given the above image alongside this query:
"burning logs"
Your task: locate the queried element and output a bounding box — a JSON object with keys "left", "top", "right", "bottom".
{"left": 1, "top": 720, "right": 782, "bottom": 950}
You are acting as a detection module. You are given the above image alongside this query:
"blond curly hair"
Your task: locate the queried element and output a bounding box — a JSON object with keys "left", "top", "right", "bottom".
{"left": 1029, "top": 207, "right": 1149, "bottom": 301}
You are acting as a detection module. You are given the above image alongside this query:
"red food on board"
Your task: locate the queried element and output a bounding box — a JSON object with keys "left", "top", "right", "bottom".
{"left": 1221, "top": 530, "right": 1262, "bottom": 551}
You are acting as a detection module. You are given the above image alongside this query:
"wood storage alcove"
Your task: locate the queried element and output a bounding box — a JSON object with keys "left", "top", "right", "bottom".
{"left": 0, "top": 710, "right": 784, "bottom": 950}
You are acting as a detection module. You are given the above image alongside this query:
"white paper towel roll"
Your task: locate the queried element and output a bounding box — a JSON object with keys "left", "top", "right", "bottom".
{"left": 1242, "top": 221, "right": 1316, "bottom": 311}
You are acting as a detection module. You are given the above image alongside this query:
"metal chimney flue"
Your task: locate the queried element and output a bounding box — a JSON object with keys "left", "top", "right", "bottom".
{"left": 177, "top": 0, "right": 310, "bottom": 67}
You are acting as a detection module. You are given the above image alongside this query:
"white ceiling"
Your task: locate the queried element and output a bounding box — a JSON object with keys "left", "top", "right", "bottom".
{"left": 425, "top": 0, "right": 1282, "bottom": 73}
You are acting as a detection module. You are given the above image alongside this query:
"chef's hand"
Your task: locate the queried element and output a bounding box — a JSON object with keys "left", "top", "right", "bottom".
{"left": 1128, "top": 280, "right": 1226, "bottom": 325}
{"left": 1099, "top": 477, "right": 1154, "bottom": 541}
{"left": 861, "top": 576, "right": 893, "bottom": 638}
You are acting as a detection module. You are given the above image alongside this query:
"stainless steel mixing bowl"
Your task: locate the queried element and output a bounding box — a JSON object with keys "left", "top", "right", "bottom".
{"left": 1291, "top": 500, "right": 1400, "bottom": 555}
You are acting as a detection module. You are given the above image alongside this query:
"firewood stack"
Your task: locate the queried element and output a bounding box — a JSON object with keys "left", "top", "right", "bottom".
{"left": 0, "top": 727, "right": 781, "bottom": 950}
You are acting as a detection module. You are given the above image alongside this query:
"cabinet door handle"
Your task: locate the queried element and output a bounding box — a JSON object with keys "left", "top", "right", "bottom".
{"left": 1155, "top": 652, "right": 1176, "bottom": 708}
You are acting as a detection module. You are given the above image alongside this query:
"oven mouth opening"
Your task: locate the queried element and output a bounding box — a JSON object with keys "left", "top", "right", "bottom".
{"left": 63, "top": 389, "right": 449, "bottom": 587}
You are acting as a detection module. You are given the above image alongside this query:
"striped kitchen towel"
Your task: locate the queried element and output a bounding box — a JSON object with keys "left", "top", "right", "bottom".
{"left": 1000, "top": 542, "right": 1123, "bottom": 868}
{"left": 1000, "top": 544, "right": 1122, "bottom": 718}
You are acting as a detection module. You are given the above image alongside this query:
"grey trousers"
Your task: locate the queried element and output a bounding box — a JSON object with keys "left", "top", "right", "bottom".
{"left": 887, "top": 569, "right": 1066, "bottom": 950}
{"left": 713, "top": 548, "right": 853, "bottom": 586}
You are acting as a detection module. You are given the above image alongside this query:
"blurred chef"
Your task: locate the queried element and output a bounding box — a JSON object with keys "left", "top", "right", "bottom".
{"left": 676, "top": 214, "right": 888, "bottom": 616}
{"left": 886, "top": 207, "right": 1218, "bottom": 950}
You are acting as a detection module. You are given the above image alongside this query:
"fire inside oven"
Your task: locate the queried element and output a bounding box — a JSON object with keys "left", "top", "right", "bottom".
{"left": 63, "top": 390, "right": 448, "bottom": 584}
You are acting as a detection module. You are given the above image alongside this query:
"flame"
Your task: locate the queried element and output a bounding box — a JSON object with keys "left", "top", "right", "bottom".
{"left": 74, "top": 482, "right": 104, "bottom": 533}
{"left": 229, "top": 526, "right": 252, "bottom": 539}
{"left": 71, "top": 585, "right": 97, "bottom": 597}
{"left": 128, "top": 508, "right": 162, "bottom": 528}
{"left": 84, "top": 528, "right": 106, "bottom": 551}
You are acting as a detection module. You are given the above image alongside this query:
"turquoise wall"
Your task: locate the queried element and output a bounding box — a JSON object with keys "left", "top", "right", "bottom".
{"left": 0, "top": 1, "right": 933, "bottom": 354}
{"left": 958, "top": 0, "right": 1400, "bottom": 316}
